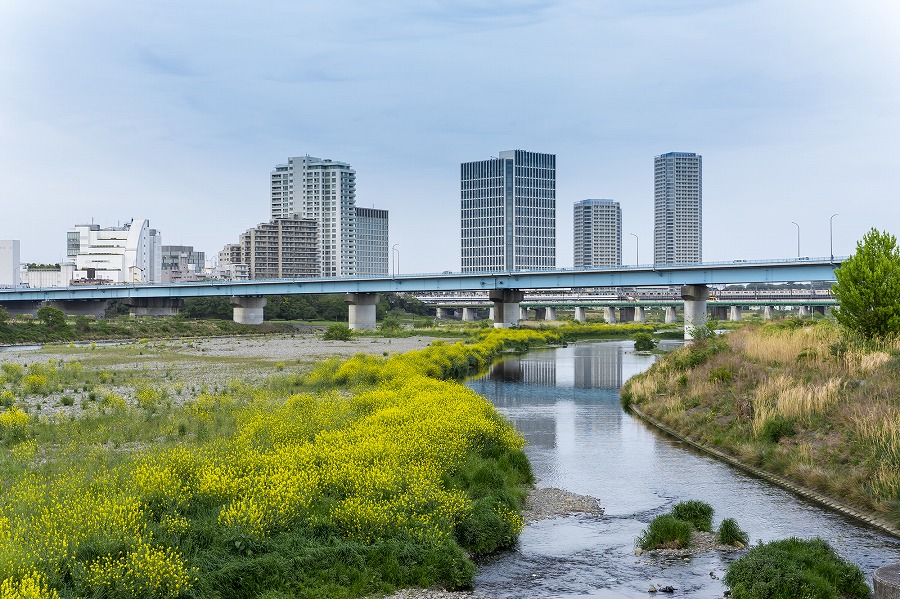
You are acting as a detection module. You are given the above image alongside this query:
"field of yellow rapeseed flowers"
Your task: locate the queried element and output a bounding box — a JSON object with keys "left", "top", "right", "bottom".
{"left": 0, "top": 328, "right": 585, "bottom": 598}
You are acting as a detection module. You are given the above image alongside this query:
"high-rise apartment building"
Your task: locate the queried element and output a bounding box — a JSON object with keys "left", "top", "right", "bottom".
{"left": 573, "top": 199, "right": 622, "bottom": 267}
{"left": 355, "top": 207, "right": 389, "bottom": 276}
{"left": 271, "top": 156, "right": 357, "bottom": 277}
{"left": 653, "top": 152, "right": 702, "bottom": 264}
{"left": 238, "top": 216, "right": 319, "bottom": 279}
{"left": 460, "top": 149, "right": 556, "bottom": 272}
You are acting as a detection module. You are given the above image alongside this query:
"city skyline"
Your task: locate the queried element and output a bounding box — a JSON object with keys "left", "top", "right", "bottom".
{"left": 1, "top": 1, "right": 898, "bottom": 272}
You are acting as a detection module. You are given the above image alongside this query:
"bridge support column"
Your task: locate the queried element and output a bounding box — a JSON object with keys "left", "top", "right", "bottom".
{"left": 604, "top": 307, "right": 617, "bottom": 324}
{"left": 729, "top": 305, "right": 742, "bottom": 321}
{"left": 47, "top": 300, "right": 111, "bottom": 319}
{"left": 231, "top": 296, "right": 267, "bottom": 325}
{"left": 665, "top": 306, "right": 677, "bottom": 323}
{"left": 574, "top": 307, "right": 586, "bottom": 323}
{"left": 435, "top": 307, "right": 448, "bottom": 320}
{"left": 461, "top": 307, "right": 477, "bottom": 322}
{"left": 345, "top": 293, "right": 379, "bottom": 330}
{"left": 489, "top": 289, "right": 524, "bottom": 328}
{"left": 489, "top": 307, "right": 494, "bottom": 320}
{"left": 519, "top": 306, "right": 528, "bottom": 321}
{"left": 682, "top": 284, "right": 709, "bottom": 342}
{"left": 799, "top": 306, "right": 810, "bottom": 317}
{"left": 0, "top": 300, "right": 42, "bottom": 317}
{"left": 545, "top": 307, "right": 557, "bottom": 321}
{"left": 125, "top": 298, "right": 182, "bottom": 317}
{"left": 763, "top": 305, "right": 775, "bottom": 319}
{"left": 711, "top": 305, "right": 728, "bottom": 320}
{"left": 634, "top": 306, "right": 646, "bottom": 323}
{"left": 874, "top": 563, "right": 900, "bottom": 599}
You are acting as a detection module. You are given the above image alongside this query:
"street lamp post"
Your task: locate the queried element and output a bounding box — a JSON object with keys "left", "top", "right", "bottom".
{"left": 630, "top": 233, "right": 639, "bottom": 266}
{"left": 790, "top": 221, "right": 800, "bottom": 258}
{"left": 830, "top": 213, "right": 839, "bottom": 262}
{"left": 392, "top": 244, "right": 400, "bottom": 277}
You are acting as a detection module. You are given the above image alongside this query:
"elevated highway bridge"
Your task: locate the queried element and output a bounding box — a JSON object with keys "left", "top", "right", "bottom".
{"left": 0, "top": 257, "right": 842, "bottom": 339}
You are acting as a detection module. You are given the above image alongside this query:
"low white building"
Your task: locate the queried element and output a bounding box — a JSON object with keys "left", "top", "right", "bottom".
{"left": 0, "top": 240, "right": 20, "bottom": 287}
{"left": 20, "top": 263, "right": 76, "bottom": 288}
{"left": 67, "top": 219, "right": 162, "bottom": 283}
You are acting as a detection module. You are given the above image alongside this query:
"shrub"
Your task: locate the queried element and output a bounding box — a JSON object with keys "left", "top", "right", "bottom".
{"left": 636, "top": 514, "right": 692, "bottom": 550}
{"left": 724, "top": 537, "right": 869, "bottom": 599}
{"left": 632, "top": 332, "right": 657, "bottom": 351}
{"left": 758, "top": 415, "right": 795, "bottom": 443}
{"left": 323, "top": 323, "right": 353, "bottom": 341}
{"left": 717, "top": 518, "right": 748, "bottom": 546}
{"left": 708, "top": 366, "right": 733, "bottom": 384}
{"left": 671, "top": 500, "right": 714, "bottom": 532}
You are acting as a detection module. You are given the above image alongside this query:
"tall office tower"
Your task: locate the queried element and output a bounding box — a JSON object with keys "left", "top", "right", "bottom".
{"left": 573, "top": 199, "right": 622, "bottom": 267}
{"left": 653, "top": 152, "right": 702, "bottom": 264}
{"left": 460, "top": 149, "right": 556, "bottom": 272}
{"left": 271, "top": 156, "right": 357, "bottom": 276}
{"left": 355, "top": 207, "right": 389, "bottom": 276}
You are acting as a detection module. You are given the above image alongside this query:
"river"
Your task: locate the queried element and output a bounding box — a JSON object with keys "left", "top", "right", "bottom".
{"left": 467, "top": 340, "right": 900, "bottom": 598}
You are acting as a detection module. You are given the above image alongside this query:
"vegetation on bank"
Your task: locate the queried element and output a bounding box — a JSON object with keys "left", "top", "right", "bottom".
{"left": 724, "top": 537, "right": 870, "bottom": 599}
{"left": 622, "top": 319, "right": 900, "bottom": 529}
{"left": 0, "top": 328, "right": 591, "bottom": 598}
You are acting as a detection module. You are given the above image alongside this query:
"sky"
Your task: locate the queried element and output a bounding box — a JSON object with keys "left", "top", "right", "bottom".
{"left": 1, "top": 0, "right": 899, "bottom": 274}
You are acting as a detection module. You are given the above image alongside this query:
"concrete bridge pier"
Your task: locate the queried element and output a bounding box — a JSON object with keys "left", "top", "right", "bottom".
{"left": 604, "top": 307, "right": 617, "bottom": 324}
{"left": 763, "top": 305, "right": 775, "bottom": 319}
{"left": 345, "top": 293, "right": 379, "bottom": 330}
{"left": 435, "top": 307, "right": 448, "bottom": 320}
{"left": 798, "top": 305, "right": 810, "bottom": 317}
{"left": 711, "top": 305, "right": 728, "bottom": 321}
{"left": 231, "top": 296, "right": 267, "bottom": 325}
{"left": 574, "top": 307, "right": 586, "bottom": 323}
{"left": 489, "top": 307, "right": 494, "bottom": 320}
{"left": 681, "top": 284, "right": 709, "bottom": 342}
{"left": 125, "top": 298, "right": 182, "bottom": 317}
{"left": 519, "top": 306, "right": 529, "bottom": 321}
{"left": 0, "top": 300, "right": 42, "bottom": 317}
{"left": 545, "top": 307, "right": 557, "bottom": 321}
{"left": 729, "top": 305, "right": 742, "bottom": 321}
{"left": 47, "top": 299, "right": 111, "bottom": 319}
{"left": 665, "top": 306, "right": 677, "bottom": 323}
{"left": 634, "top": 306, "right": 646, "bottom": 323}
{"left": 489, "top": 289, "right": 525, "bottom": 328}
{"left": 461, "top": 307, "right": 477, "bottom": 321}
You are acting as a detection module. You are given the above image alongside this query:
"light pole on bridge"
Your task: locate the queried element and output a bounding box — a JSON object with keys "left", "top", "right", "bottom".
{"left": 392, "top": 244, "right": 400, "bottom": 277}
{"left": 790, "top": 221, "right": 800, "bottom": 258}
{"left": 630, "top": 233, "right": 639, "bottom": 266}
{"left": 830, "top": 213, "right": 839, "bottom": 263}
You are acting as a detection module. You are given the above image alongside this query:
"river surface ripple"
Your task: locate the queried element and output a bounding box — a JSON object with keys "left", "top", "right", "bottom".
{"left": 467, "top": 340, "right": 900, "bottom": 598}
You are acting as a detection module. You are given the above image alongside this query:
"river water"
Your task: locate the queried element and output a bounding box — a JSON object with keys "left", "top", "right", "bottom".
{"left": 467, "top": 340, "right": 900, "bottom": 598}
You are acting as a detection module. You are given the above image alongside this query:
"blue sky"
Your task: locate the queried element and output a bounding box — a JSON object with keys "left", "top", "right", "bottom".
{"left": 1, "top": 0, "right": 898, "bottom": 273}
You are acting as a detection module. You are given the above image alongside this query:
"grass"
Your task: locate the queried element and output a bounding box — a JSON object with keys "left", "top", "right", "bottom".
{"left": 622, "top": 319, "right": 900, "bottom": 529}
{"left": 717, "top": 518, "right": 748, "bottom": 546}
{"left": 723, "top": 537, "right": 870, "bottom": 599}
{"left": 671, "top": 500, "right": 713, "bottom": 532}
{"left": 636, "top": 515, "right": 693, "bottom": 550}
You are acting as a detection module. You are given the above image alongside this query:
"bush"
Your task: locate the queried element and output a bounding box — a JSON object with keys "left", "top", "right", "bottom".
{"left": 723, "top": 537, "right": 869, "bottom": 599}
{"left": 632, "top": 332, "right": 657, "bottom": 351}
{"left": 758, "top": 415, "right": 795, "bottom": 443}
{"left": 717, "top": 518, "right": 748, "bottom": 546}
{"left": 671, "top": 500, "right": 714, "bottom": 532}
{"left": 636, "top": 514, "right": 692, "bottom": 550}
{"left": 323, "top": 323, "right": 353, "bottom": 341}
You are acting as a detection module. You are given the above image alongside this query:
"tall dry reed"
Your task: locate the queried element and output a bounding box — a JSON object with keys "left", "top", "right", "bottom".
{"left": 751, "top": 375, "right": 842, "bottom": 435}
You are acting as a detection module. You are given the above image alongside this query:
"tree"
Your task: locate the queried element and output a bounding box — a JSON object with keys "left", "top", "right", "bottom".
{"left": 37, "top": 305, "right": 67, "bottom": 330}
{"left": 0, "top": 305, "right": 9, "bottom": 324}
{"left": 832, "top": 228, "right": 900, "bottom": 339}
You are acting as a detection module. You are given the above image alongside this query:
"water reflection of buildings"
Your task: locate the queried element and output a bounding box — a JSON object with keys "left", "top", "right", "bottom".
{"left": 488, "top": 357, "right": 557, "bottom": 386}
{"left": 573, "top": 345, "right": 623, "bottom": 389}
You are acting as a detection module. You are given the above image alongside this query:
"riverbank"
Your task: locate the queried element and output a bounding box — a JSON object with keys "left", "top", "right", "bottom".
{"left": 621, "top": 320, "right": 900, "bottom": 536}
